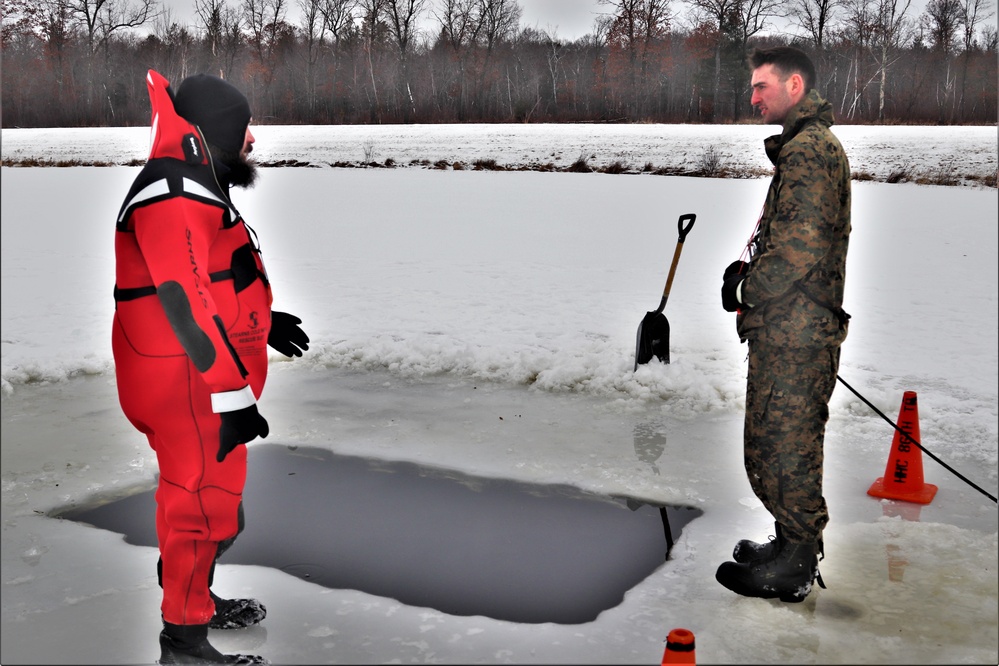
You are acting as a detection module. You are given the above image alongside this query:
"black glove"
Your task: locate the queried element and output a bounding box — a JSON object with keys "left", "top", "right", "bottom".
{"left": 721, "top": 260, "right": 748, "bottom": 313}
{"left": 724, "top": 260, "right": 747, "bottom": 280}
{"left": 218, "top": 404, "right": 269, "bottom": 462}
{"left": 268, "top": 311, "right": 310, "bottom": 357}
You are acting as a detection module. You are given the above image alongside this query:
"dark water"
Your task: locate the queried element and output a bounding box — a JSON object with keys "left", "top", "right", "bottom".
{"left": 55, "top": 444, "right": 701, "bottom": 624}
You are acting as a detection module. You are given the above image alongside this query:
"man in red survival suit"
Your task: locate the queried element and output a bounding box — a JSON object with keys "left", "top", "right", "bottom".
{"left": 113, "top": 70, "right": 309, "bottom": 664}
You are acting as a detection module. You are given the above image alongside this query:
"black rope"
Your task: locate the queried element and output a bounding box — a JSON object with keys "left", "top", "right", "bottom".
{"left": 836, "top": 375, "right": 997, "bottom": 504}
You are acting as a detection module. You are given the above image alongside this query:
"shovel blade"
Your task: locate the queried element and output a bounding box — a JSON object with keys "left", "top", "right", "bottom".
{"left": 634, "top": 311, "right": 670, "bottom": 370}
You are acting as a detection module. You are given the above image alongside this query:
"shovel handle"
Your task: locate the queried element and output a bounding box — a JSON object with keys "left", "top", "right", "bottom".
{"left": 658, "top": 213, "right": 696, "bottom": 309}
{"left": 677, "top": 213, "right": 696, "bottom": 242}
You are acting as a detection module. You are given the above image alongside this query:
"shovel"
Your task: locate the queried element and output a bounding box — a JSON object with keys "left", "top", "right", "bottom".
{"left": 634, "top": 213, "right": 696, "bottom": 370}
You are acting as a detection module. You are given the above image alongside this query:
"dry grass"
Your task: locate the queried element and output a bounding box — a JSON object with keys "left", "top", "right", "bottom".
{"left": 2, "top": 156, "right": 993, "bottom": 188}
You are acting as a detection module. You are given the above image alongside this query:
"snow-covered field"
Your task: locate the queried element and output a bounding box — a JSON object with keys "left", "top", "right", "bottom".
{"left": 3, "top": 123, "right": 997, "bottom": 185}
{"left": 2, "top": 124, "right": 997, "bottom": 664}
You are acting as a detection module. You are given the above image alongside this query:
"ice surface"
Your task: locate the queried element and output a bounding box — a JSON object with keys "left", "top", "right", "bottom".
{"left": 2, "top": 125, "right": 997, "bottom": 664}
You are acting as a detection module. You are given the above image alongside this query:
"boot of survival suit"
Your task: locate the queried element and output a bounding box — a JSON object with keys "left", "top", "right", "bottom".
{"left": 209, "top": 591, "right": 267, "bottom": 630}
{"left": 159, "top": 621, "right": 267, "bottom": 664}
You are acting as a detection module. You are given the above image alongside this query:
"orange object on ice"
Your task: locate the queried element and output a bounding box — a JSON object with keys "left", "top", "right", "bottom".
{"left": 867, "top": 391, "right": 938, "bottom": 504}
{"left": 661, "top": 628, "right": 696, "bottom": 664}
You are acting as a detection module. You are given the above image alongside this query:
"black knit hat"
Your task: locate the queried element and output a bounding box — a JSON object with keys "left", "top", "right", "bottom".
{"left": 173, "top": 74, "right": 251, "bottom": 154}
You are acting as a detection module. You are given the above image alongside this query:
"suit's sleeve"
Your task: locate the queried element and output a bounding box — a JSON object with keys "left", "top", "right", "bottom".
{"left": 131, "top": 196, "right": 256, "bottom": 412}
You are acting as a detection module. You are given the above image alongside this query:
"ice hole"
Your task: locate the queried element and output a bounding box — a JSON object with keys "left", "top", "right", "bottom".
{"left": 55, "top": 444, "right": 701, "bottom": 624}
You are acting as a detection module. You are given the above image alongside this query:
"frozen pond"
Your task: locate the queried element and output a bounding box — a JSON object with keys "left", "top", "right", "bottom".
{"left": 2, "top": 123, "right": 996, "bottom": 663}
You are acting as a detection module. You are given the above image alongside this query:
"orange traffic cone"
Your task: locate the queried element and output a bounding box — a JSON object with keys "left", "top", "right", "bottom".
{"left": 661, "top": 628, "right": 695, "bottom": 664}
{"left": 867, "top": 391, "right": 938, "bottom": 504}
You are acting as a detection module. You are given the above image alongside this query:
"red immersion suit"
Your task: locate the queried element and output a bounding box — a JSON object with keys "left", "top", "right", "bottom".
{"left": 112, "top": 70, "right": 271, "bottom": 626}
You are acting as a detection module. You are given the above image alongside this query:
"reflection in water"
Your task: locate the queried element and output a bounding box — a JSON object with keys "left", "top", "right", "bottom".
{"left": 633, "top": 420, "right": 668, "bottom": 475}
{"left": 881, "top": 501, "right": 923, "bottom": 583}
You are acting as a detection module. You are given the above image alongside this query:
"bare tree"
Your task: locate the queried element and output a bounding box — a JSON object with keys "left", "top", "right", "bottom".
{"left": 982, "top": 21, "right": 997, "bottom": 49}
{"left": 472, "top": 0, "right": 522, "bottom": 117}
{"left": 432, "top": 0, "right": 485, "bottom": 118}
{"left": 195, "top": 0, "right": 244, "bottom": 76}
{"left": 598, "top": 0, "right": 673, "bottom": 117}
{"left": 151, "top": 7, "right": 196, "bottom": 80}
{"left": 385, "top": 0, "right": 424, "bottom": 55}
{"left": 316, "top": 0, "right": 356, "bottom": 118}
{"left": 786, "top": 0, "right": 842, "bottom": 102}
{"left": 827, "top": 0, "right": 911, "bottom": 120}
{"left": 598, "top": 0, "right": 673, "bottom": 51}
{"left": 480, "top": 0, "right": 520, "bottom": 52}
{"left": 538, "top": 26, "right": 564, "bottom": 107}
{"left": 789, "top": 0, "right": 840, "bottom": 47}
{"left": 49, "top": 0, "right": 156, "bottom": 121}
{"left": 385, "top": 0, "right": 427, "bottom": 118}
{"left": 839, "top": 0, "right": 879, "bottom": 118}
{"left": 434, "top": 0, "right": 483, "bottom": 50}
{"left": 358, "top": 0, "right": 389, "bottom": 120}
{"left": 957, "top": 0, "right": 995, "bottom": 118}
{"left": 919, "top": 0, "right": 962, "bottom": 118}
{"left": 243, "top": 0, "right": 288, "bottom": 60}
{"left": 2, "top": 0, "right": 48, "bottom": 45}
{"left": 241, "top": 0, "right": 290, "bottom": 102}
{"left": 297, "top": 0, "right": 327, "bottom": 114}
{"left": 42, "top": 0, "right": 76, "bottom": 95}
{"left": 195, "top": 0, "right": 225, "bottom": 56}
{"left": 959, "top": 0, "right": 994, "bottom": 50}
{"left": 55, "top": 0, "right": 156, "bottom": 55}
{"left": 3, "top": 0, "right": 997, "bottom": 127}
{"left": 684, "top": 0, "right": 741, "bottom": 120}
{"left": 868, "top": 0, "right": 913, "bottom": 120}
{"left": 319, "top": 0, "right": 357, "bottom": 38}
{"left": 922, "top": 0, "right": 963, "bottom": 50}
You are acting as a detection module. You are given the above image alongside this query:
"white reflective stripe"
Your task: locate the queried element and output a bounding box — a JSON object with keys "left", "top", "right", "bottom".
{"left": 118, "top": 175, "right": 238, "bottom": 225}
{"left": 118, "top": 178, "right": 171, "bottom": 223}
{"left": 211, "top": 385, "right": 256, "bottom": 413}
{"left": 149, "top": 112, "right": 159, "bottom": 157}
{"left": 182, "top": 178, "right": 238, "bottom": 221}
{"left": 737, "top": 279, "right": 752, "bottom": 308}
{"left": 182, "top": 177, "right": 223, "bottom": 204}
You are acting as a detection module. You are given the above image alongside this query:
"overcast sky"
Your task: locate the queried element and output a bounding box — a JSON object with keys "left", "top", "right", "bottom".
{"left": 518, "top": 0, "right": 604, "bottom": 38}
{"left": 155, "top": 0, "right": 606, "bottom": 40}
{"left": 155, "top": 0, "right": 936, "bottom": 42}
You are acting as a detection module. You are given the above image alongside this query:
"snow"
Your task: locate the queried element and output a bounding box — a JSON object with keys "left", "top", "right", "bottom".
{"left": 2, "top": 123, "right": 997, "bottom": 665}
{"left": 4, "top": 124, "right": 996, "bottom": 185}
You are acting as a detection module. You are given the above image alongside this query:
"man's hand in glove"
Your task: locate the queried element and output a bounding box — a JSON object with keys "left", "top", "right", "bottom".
{"left": 723, "top": 260, "right": 746, "bottom": 280}
{"left": 268, "top": 311, "right": 310, "bottom": 357}
{"left": 721, "top": 260, "right": 748, "bottom": 313}
{"left": 218, "top": 404, "right": 269, "bottom": 463}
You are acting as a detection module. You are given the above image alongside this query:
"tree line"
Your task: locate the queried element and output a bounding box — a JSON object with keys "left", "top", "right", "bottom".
{"left": 2, "top": 0, "right": 996, "bottom": 129}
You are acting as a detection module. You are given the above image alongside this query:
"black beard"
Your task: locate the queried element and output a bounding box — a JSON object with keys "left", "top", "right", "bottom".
{"left": 210, "top": 145, "right": 258, "bottom": 188}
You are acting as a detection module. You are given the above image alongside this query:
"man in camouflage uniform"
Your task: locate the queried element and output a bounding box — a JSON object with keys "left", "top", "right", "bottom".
{"left": 716, "top": 46, "right": 851, "bottom": 602}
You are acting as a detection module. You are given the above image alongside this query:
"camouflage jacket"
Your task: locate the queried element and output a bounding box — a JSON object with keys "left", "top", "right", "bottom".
{"left": 736, "top": 89, "right": 852, "bottom": 349}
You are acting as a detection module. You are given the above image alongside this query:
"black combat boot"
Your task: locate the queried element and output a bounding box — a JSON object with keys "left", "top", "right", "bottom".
{"left": 732, "top": 522, "right": 783, "bottom": 564}
{"left": 715, "top": 539, "right": 826, "bottom": 603}
{"left": 159, "top": 621, "right": 268, "bottom": 664}
{"left": 209, "top": 591, "right": 267, "bottom": 630}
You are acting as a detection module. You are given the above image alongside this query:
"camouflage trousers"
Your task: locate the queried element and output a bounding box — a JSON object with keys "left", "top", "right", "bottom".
{"left": 744, "top": 341, "right": 841, "bottom": 544}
